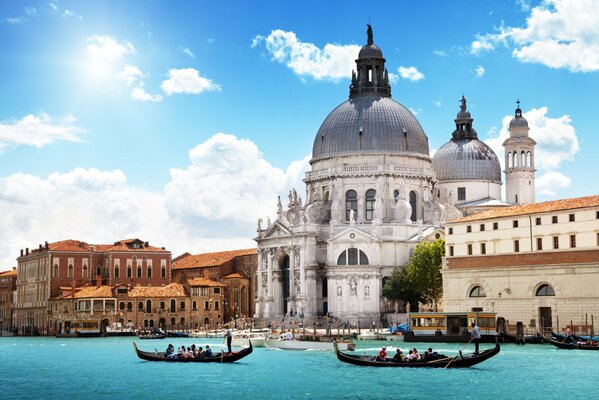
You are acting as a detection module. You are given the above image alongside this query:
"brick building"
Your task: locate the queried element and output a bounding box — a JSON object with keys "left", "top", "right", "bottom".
{"left": 172, "top": 249, "right": 257, "bottom": 325}
{"left": 0, "top": 268, "right": 17, "bottom": 334}
{"left": 443, "top": 195, "right": 599, "bottom": 333}
{"left": 14, "top": 238, "right": 171, "bottom": 335}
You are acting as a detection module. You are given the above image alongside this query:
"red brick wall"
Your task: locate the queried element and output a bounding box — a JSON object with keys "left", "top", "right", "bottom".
{"left": 447, "top": 249, "right": 599, "bottom": 269}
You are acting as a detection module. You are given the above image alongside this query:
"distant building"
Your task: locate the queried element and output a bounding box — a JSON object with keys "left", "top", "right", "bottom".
{"left": 443, "top": 195, "right": 599, "bottom": 333}
{"left": 171, "top": 248, "right": 257, "bottom": 325}
{"left": 14, "top": 238, "right": 171, "bottom": 335}
{"left": 0, "top": 268, "right": 17, "bottom": 333}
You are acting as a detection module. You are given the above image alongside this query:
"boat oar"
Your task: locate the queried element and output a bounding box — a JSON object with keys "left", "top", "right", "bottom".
{"left": 444, "top": 338, "right": 473, "bottom": 369}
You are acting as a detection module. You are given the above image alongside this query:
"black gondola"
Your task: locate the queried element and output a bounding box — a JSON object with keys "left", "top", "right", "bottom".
{"left": 334, "top": 342, "right": 500, "bottom": 368}
{"left": 542, "top": 334, "right": 599, "bottom": 351}
{"left": 136, "top": 331, "right": 167, "bottom": 340}
{"left": 133, "top": 341, "right": 253, "bottom": 362}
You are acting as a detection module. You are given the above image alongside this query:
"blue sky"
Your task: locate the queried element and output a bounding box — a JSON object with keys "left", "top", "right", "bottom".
{"left": 0, "top": 0, "right": 597, "bottom": 268}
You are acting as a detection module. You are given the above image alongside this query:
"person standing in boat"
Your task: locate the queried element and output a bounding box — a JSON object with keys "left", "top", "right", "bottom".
{"left": 470, "top": 322, "right": 481, "bottom": 353}
{"left": 225, "top": 329, "right": 232, "bottom": 353}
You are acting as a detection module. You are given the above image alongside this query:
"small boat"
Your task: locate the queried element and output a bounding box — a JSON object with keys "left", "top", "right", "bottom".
{"left": 542, "top": 334, "right": 599, "bottom": 350}
{"left": 499, "top": 332, "right": 542, "bottom": 344}
{"left": 265, "top": 334, "right": 356, "bottom": 351}
{"left": 334, "top": 342, "right": 501, "bottom": 368}
{"left": 231, "top": 332, "right": 267, "bottom": 347}
{"left": 356, "top": 332, "right": 385, "bottom": 340}
{"left": 136, "top": 329, "right": 167, "bottom": 340}
{"left": 167, "top": 331, "right": 189, "bottom": 338}
{"left": 386, "top": 334, "right": 404, "bottom": 342}
{"left": 133, "top": 341, "right": 253, "bottom": 362}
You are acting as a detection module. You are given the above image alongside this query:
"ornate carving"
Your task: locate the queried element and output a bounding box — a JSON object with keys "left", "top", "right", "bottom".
{"left": 433, "top": 203, "right": 446, "bottom": 227}
{"left": 257, "top": 218, "right": 263, "bottom": 231}
{"left": 337, "top": 285, "right": 342, "bottom": 296}
{"left": 349, "top": 277, "right": 357, "bottom": 296}
{"left": 364, "top": 285, "right": 370, "bottom": 297}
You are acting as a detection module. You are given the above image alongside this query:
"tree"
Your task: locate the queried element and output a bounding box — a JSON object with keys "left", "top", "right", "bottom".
{"left": 383, "top": 266, "right": 423, "bottom": 312}
{"left": 406, "top": 238, "right": 445, "bottom": 311}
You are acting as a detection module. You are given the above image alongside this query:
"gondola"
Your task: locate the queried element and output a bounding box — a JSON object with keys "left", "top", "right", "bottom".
{"left": 542, "top": 334, "right": 599, "bottom": 351}
{"left": 133, "top": 341, "right": 253, "bottom": 362}
{"left": 334, "top": 342, "right": 500, "bottom": 368}
{"left": 136, "top": 330, "right": 167, "bottom": 340}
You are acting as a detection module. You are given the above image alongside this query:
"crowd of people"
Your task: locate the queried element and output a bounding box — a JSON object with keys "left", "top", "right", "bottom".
{"left": 163, "top": 343, "right": 216, "bottom": 359}
{"left": 375, "top": 346, "right": 445, "bottom": 363}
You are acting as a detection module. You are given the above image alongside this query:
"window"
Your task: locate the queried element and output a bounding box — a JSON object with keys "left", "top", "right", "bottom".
{"left": 570, "top": 235, "right": 576, "bottom": 248}
{"left": 114, "top": 266, "right": 119, "bottom": 278}
{"left": 180, "top": 301, "right": 185, "bottom": 310}
{"left": 337, "top": 249, "right": 369, "bottom": 265}
{"left": 597, "top": 233, "right": 599, "bottom": 246}
{"left": 137, "top": 266, "right": 142, "bottom": 278}
{"left": 68, "top": 264, "right": 73, "bottom": 278}
{"left": 469, "top": 286, "right": 486, "bottom": 298}
{"left": 53, "top": 264, "right": 59, "bottom": 277}
{"left": 409, "top": 191, "right": 417, "bottom": 222}
{"left": 213, "top": 288, "right": 221, "bottom": 294}
{"left": 138, "top": 302, "right": 143, "bottom": 311}
{"left": 481, "top": 243, "right": 486, "bottom": 255}
{"left": 345, "top": 190, "right": 357, "bottom": 221}
{"left": 513, "top": 220, "right": 519, "bottom": 228}
{"left": 171, "top": 317, "right": 176, "bottom": 326}
{"left": 552, "top": 216, "right": 558, "bottom": 224}
{"left": 569, "top": 214, "right": 575, "bottom": 222}
{"left": 204, "top": 301, "right": 210, "bottom": 310}
{"left": 214, "top": 301, "right": 219, "bottom": 310}
{"left": 535, "top": 217, "right": 541, "bottom": 225}
{"left": 448, "top": 227, "right": 453, "bottom": 235}
{"left": 596, "top": 211, "right": 599, "bottom": 219}
{"left": 393, "top": 189, "right": 400, "bottom": 202}
{"left": 467, "top": 225, "right": 472, "bottom": 233}
{"left": 180, "top": 317, "right": 185, "bottom": 326}
{"left": 170, "top": 299, "right": 176, "bottom": 313}
{"left": 458, "top": 187, "right": 466, "bottom": 201}
{"left": 192, "top": 301, "right": 197, "bottom": 310}
{"left": 553, "top": 236, "right": 559, "bottom": 249}
{"left": 160, "top": 301, "right": 165, "bottom": 310}
{"left": 365, "top": 189, "right": 376, "bottom": 221}
{"left": 161, "top": 266, "right": 166, "bottom": 278}
{"left": 536, "top": 284, "right": 555, "bottom": 296}
{"left": 480, "top": 224, "right": 485, "bottom": 232}
{"left": 147, "top": 266, "right": 152, "bottom": 278}
{"left": 514, "top": 240, "right": 520, "bottom": 253}
{"left": 200, "top": 287, "right": 209, "bottom": 296}
{"left": 119, "top": 302, "right": 125, "bottom": 310}
{"left": 449, "top": 246, "right": 454, "bottom": 256}
{"left": 537, "top": 238, "right": 543, "bottom": 251}
{"left": 127, "top": 265, "right": 132, "bottom": 278}
{"left": 467, "top": 244, "right": 472, "bottom": 255}
{"left": 493, "top": 222, "right": 498, "bottom": 230}
{"left": 127, "top": 302, "right": 133, "bottom": 311}
{"left": 146, "top": 300, "right": 152, "bottom": 314}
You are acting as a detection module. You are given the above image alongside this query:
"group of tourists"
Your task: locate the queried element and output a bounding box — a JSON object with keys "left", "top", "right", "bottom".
{"left": 164, "top": 343, "right": 215, "bottom": 359}
{"left": 375, "top": 346, "right": 444, "bottom": 363}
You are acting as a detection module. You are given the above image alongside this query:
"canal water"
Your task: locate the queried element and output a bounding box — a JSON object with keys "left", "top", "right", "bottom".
{"left": 0, "top": 336, "right": 597, "bottom": 399}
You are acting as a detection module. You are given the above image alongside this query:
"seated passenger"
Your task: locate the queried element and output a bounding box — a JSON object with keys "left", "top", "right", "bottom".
{"left": 185, "top": 347, "right": 194, "bottom": 358}
{"left": 165, "top": 344, "right": 176, "bottom": 358}
{"left": 190, "top": 344, "right": 197, "bottom": 357}
{"left": 427, "top": 347, "right": 439, "bottom": 360}
{"left": 422, "top": 351, "right": 430, "bottom": 361}
{"left": 392, "top": 348, "right": 403, "bottom": 362}
{"left": 204, "top": 345, "right": 213, "bottom": 357}
{"left": 407, "top": 349, "right": 415, "bottom": 362}
{"left": 376, "top": 347, "right": 388, "bottom": 361}
{"left": 410, "top": 348, "right": 421, "bottom": 361}
{"left": 177, "top": 346, "right": 186, "bottom": 358}
{"left": 196, "top": 346, "right": 204, "bottom": 358}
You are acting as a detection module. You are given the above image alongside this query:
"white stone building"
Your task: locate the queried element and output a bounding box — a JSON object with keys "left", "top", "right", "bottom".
{"left": 442, "top": 195, "right": 599, "bottom": 332}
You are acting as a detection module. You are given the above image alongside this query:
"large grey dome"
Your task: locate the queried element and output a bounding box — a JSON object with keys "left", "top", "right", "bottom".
{"left": 312, "top": 96, "right": 430, "bottom": 160}
{"left": 432, "top": 139, "right": 501, "bottom": 182}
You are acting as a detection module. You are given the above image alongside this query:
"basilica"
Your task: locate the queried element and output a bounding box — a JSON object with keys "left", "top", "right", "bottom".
{"left": 254, "top": 27, "right": 536, "bottom": 324}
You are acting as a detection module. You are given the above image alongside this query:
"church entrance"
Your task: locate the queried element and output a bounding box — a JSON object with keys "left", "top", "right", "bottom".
{"left": 281, "top": 255, "right": 290, "bottom": 315}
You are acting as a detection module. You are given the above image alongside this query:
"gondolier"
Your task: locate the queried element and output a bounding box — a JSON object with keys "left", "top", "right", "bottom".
{"left": 470, "top": 322, "right": 481, "bottom": 353}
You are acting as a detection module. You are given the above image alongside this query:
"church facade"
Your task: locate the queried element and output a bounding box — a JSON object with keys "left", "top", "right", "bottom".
{"left": 253, "top": 27, "right": 535, "bottom": 324}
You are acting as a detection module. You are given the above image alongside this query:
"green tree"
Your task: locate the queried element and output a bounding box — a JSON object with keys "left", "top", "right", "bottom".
{"left": 383, "top": 267, "right": 423, "bottom": 312}
{"left": 406, "top": 238, "right": 445, "bottom": 311}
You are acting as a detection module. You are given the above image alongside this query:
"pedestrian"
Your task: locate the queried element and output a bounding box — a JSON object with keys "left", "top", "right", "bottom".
{"left": 470, "top": 322, "right": 481, "bottom": 353}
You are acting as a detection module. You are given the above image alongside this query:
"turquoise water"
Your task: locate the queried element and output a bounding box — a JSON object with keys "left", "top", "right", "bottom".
{"left": 1, "top": 337, "right": 598, "bottom": 400}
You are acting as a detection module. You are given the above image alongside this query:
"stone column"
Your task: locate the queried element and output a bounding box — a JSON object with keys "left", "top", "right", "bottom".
{"left": 288, "top": 247, "right": 295, "bottom": 303}
{"left": 255, "top": 250, "right": 263, "bottom": 318}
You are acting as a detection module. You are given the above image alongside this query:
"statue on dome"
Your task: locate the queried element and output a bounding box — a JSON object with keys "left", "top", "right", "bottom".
{"left": 257, "top": 218, "right": 263, "bottom": 231}
{"left": 367, "top": 24, "right": 373, "bottom": 45}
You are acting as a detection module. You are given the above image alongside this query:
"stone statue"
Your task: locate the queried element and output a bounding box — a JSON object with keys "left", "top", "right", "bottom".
{"left": 257, "top": 218, "right": 263, "bottom": 231}
{"left": 433, "top": 204, "right": 446, "bottom": 227}
{"left": 267, "top": 217, "right": 271, "bottom": 228}
{"left": 350, "top": 279, "right": 357, "bottom": 296}
{"left": 374, "top": 192, "right": 384, "bottom": 222}
{"left": 277, "top": 196, "right": 283, "bottom": 219}
{"left": 349, "top": 209, "right": 356, "bottom": 226}
{"left": 365, "top": 285, "right": 370, "bottom": 296}
{"left": 337, "top": 286, "right": 342, "bottom": 296}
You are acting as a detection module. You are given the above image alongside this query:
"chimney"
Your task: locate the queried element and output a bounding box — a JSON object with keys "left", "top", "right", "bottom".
{"left": 25, "top": 248, "right": 29, "bottom": 255}
{"left": 45, "top": 241, "right": 49, "bottom": 250}
{"left": 144, "top": 242, "right": 149, "bottom": 247}
{"left": 20, "top": 249, "right": 23, "bottom": 257}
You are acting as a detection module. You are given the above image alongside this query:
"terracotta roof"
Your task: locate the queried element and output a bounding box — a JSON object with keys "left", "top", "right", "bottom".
{"left": 450, "top": 195, "right": 599, "bottom": 223}
{"left": 128, "top": 283, "right": 187, "bottom": 298}
{"left": 23, "top": 238, "right": 169, "bottom": 256}
{"left": 74, "top": 286, "right": 114, "bottom": 298}
{"left": 0, "top": 268, "right": 17, "bottom": 277}
{"left": 187, "top": 278, "right": 227, "bottom": 287}
{"left": 47, "top": 240, "right": 93, "bottom": 252}
{"left": 172, "top": 248, "right": 256, "bottom": 270}
{"left": 221, "top": 272, "right": 246, "bottom": 279}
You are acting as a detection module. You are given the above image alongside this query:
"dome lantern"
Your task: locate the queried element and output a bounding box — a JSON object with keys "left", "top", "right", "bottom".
{"left": 350, "top": 25, "right": 391, "bottom": 98}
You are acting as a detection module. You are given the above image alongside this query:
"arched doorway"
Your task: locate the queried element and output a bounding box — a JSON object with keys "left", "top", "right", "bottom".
{"left": 281, "top": 255, "right": 290, "bottom": 315}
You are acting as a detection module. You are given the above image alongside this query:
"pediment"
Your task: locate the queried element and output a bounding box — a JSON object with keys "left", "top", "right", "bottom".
{"left": 327, "top": 227, "right": 380, "bottom": 244}
{"left": 263, "top": 221, "right": 293, "bottom": 239}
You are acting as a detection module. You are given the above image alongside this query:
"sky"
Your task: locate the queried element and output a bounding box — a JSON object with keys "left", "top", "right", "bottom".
{"left": 0, "top": 0, "right": 597, "bottom": 269}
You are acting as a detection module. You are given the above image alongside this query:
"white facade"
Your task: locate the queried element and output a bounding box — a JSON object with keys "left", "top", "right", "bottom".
{"left": 442, "top": 196, "right": 599, "bottom": 331}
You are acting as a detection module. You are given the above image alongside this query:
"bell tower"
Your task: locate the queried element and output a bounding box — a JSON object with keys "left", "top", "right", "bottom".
{"left": 503, "top": 100, "right": 536, "bottom": 205}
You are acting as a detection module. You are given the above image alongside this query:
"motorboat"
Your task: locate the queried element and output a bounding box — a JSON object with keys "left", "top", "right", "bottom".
{"left": 265, "top": 334, "right": 355, "bottom": 351}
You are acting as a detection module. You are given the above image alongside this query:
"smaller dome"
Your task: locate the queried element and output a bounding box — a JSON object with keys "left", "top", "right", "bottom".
{"left": 456, "top": 110, "right": 472, "bottom": 120}
{"left": 358, "top": 44, "right": 383, "bottom": 59}
{"left": 509, "top": 101, "right": 529, "bottom": 130}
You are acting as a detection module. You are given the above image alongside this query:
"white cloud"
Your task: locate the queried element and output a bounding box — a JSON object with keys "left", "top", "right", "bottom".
{"left": 475, "top": 65, "right": 486, "bottom": 77}
{"left": 24, "top": 7, "right": 37, "bottom": 16}
{"left": 516, "top": 0, "right": 531, "bottom": 11}
{"left": 471, "top": 0, "right": 599, "bottom": 72}
{"left": 536, "top": 171, "right": 571, "bottom": 196}
{"left": 0, "top": 113, "right": 84, "bottom": 152}
{"left": 181, "top": 47, "right": 195, "bottom": 58}
{"left": 0, "top": 132, "right": 311, "bottom": 267}
{"left": 161, "top": 68, "right": 220, "bottom": 95}
{"left": 49, "top": 2, "right": 59, "bottom": 14}
{"left": 117, "top": 64, "right": 143, "bottom": 86}
{"left": 484, "top": 106, "right": 579, "bottom": 197}
{"left": 131, "top": 86, "right": 163, "bottom": 102}
{"left": 434, "top": 100, "right": 442, "bottom": 107}
{"left": 397, "top": 66, "right": 425, "bottom": 81}
{"left": 4, "top": 17, "right": 23, "bottom": 24}
{"left": 85, "top": 35, "right": 135, "bottom": 61}
{"left": 252, "top": 29, "right": 360, "bottom": 81}
{"left": 433, "top": 50, "right": 447, "bottom": 57}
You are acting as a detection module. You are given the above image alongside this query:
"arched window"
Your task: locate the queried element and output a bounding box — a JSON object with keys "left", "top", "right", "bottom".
{"left": 147, "top": 266, "right": 152, "bottom": 278}
{"left": 346, "top": 190, "right": 357, "bottom": 221}
{"left": 365, "top": 189, "right": 376, "bottom": 221}
{"left": 53, "top": 264, "right": 59, "bottom": 277}
{"left": 527, "top": 151, "right": 531, "bottom": 167}
{"left": 536, "top": 284, "right": 555, "bottom": 296}
{"left": 146, "top": 300, "right": 152, "bottom": 313}
{"left": 161, "top": 266, "right": 166, "bottom": 278}
{"left": 82, "top": 265, "right": 88, "bottom": 278}
{"left": 337, "top": 249, "right": 369, "bottom": 265}
{"left": 508, "top": 152, "right": 513, "bottom": 168}
{"left": 137, "top": 266, "right": 142, "bottom": 278}
{"left": 68, "top": 264, "right": 73, "bottom": 278}
{"left": 469, "top": 286, "right": 486, "bottom": 298}
{"left": 409, "top": 191, "right": 417, "bottom": 222}
{"left": 170, "top": 299, "right": 176, "bottom": 313}
{"left": 127, "top": 265, "right": 132, "bottom": 278}
{"left": 114, "top": 266, "right": 119, "bottom": 278}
